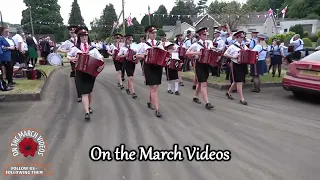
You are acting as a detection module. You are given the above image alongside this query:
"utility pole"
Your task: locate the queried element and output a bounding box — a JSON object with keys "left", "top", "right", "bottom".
{"left": 122, "top": 0, "right": 125, "bottom": 34}
{"left": 0, "top": 11, "right": 3, "bottom": 26}
{"left": 148, "top": 6, "right": 151, "bottom": 25}
{"left": 29, "top": 6, "right": 34, "bottom": 36}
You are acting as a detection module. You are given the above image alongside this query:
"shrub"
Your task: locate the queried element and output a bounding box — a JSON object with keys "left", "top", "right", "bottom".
{"left": 303, "top": 31, "right": 309, "bottom": 38}
{"left": 302, "top": 38, "right": 313, "bottom": 47}
{"left": 318, "top": 31, "right": 320, "bottom": 38}
{"left": 289, "top": 24, "right": 304, "bottom": 37}
{"left": 309, "top": 34, "right": 318, "bottom": 42}
{"left": 284, "top": 36, "right": 293, "bottom": 46}
{"left": 317, "top": 38, "right": 320, "bottom": 46}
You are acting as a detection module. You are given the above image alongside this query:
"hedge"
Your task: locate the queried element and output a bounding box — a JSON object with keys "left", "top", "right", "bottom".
{"left": 309, "top": 34, "right": 318, "bottom": 42}
{"left": 302, "top": 38, "right": 313, "bottom": 47}
{"left": 317, "top": 38, "right": 320, "bottom": 46}
{"left": 267, "top": 31, "right": 295, "bottom": 45}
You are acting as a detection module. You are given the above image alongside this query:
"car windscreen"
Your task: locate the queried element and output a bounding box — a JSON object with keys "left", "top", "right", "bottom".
{"left": 300, "top": 51, "right": 320, "bottom": 62}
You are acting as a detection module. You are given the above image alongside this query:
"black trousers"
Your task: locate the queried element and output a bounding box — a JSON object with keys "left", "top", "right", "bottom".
{"left": 121, "top": 66, "right": 125, "bottom": 79}
{"left": 1, "top": 61, "right": 13, "bottom": 84}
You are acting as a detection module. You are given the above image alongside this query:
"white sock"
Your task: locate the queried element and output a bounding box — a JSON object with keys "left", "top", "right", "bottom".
{"left": 168, "top": 83, "right": 172, "bottom": 91}
{"left": 175, "top": 81, "right": 179, "bottom": 92}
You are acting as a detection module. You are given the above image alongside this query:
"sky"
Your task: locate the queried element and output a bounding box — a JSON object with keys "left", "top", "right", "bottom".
{"left": 0, "top": 0, "right": 246, "bottom": 29}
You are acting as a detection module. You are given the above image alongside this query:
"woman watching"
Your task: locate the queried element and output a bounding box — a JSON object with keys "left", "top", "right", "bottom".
{"left": 268, "top": 39, "right": 284, "bottom": 77}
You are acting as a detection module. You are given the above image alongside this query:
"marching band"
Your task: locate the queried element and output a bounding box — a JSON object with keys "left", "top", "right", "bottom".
{"left": 58, "top": 23, "right": 278, "bottom": 120}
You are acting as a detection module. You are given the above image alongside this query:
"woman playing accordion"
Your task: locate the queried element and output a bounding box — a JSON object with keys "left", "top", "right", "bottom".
{"left": 165, "top": 42, "right": 181, "bottom": 95}
{"left": 223, "top": 31, "right": 248, "bottom": 105}
{"left": 117, "top": 35, "right": 138, "bottom": 99}
{"left": 136, "top": 25, "right": 164, "bottom": 118}
{"left": 185, "top": 27, "right": 214, "bottom": 110}
{"left": 67, "top": 27, "right": 104, "bottom": 120}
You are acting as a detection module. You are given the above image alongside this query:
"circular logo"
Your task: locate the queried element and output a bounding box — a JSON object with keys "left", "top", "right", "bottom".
{"left": 9, "top": 128, "right": 48, "bottom": 164}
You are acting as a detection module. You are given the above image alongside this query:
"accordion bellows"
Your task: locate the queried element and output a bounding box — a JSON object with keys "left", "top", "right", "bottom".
{"left": 145, "top": 47, "right": 168, "bottom": 67}
{"left": 76, "top": 53, "right": 104, "bottom": 77}
{"left": 239, "top": 50, "right": 258, "bottom": 64}
{"left": 198, "top": 49, "right": 221, "bottom": 67}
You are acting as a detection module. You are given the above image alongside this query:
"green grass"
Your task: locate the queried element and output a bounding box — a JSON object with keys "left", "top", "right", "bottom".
{"left": 2, "top": 65, "right": 57, "bottom": 94}
{"left": 182, "top": 70, "right": 285, "bottom": 85}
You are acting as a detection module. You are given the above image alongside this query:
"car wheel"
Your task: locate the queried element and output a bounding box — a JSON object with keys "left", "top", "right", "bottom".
{"left": 292, "top": 91, "right": 304, "bottom": 98}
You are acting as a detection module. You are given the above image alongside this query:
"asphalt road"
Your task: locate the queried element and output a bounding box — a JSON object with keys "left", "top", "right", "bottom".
{"left": 1, "top": 63, "right": 320, "bottom": 180}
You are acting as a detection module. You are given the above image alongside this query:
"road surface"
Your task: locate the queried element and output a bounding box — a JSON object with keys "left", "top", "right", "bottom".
{"left": 0, "top": 64, "right": 319, "bottom": 180}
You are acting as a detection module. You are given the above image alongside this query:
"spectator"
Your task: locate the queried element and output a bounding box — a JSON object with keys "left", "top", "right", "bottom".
{"left": 26, "top": 34, "right": 38, "bottom": 66}
{"left": 12, "top": 30, "right": 25, "bottom": 65}
{"left": 290, "top": 34, "right": 304, "bottom": 60}
{"left": 40, "top": 37, "right": 50, "bottom": 63}
{"left": 0, "top": 26, "right": 17, "bottom": 87}
{"left": 22, "top": 35, "right": 29, "bottom": 66}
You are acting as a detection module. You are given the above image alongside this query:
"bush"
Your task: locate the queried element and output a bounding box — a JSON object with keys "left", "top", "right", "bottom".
{"left": 303, "top": 31, "right": 309, "bottom": 38}
{"left": 309, "top": 34, "right": 318, "bottom": 42}
{"left": 318, "top": 31, "right": 320, "bottom": 38}
{"left": 289, "top": 24, "right": 304, "bottom": 37}
{"left": 268, "top": 32, "right": 296, "bottom": 45}
{"left": 284, "top": 36, "right": 293, "bottom": 46}
{"left": 302, "top": 38, "right": 313, "bottom": 47}
{"left": 317, "top": 38, "right": 320, "bottom": 46}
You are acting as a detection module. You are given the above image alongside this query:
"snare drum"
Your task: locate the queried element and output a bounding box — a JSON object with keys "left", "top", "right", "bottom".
{"left": 47, "top": 53, "right": 63, "bottom": 66}
{"left": 145, "top": 47, "right": 168, "bottom": 67}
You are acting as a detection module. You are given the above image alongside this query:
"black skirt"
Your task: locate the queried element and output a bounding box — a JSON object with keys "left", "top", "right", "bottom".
{"left": 75, "top": 71, "right": 96, "bottom": 95}
{"left": 144, "top": 63, "right": 163, "bottom": 86}
{"left": 124, "top": 60, "right": 136, "bottom": 77}
{"left": 165, "top": 67, "right": 178, "bottom": 81}
{"left": 271, "top": 55, "right": 282, "bottom": 65}
{"left": 195, "top": 61, "right": 210, "bottom": 83}
{"left": 113, "top": 59, "right": 124, "bottom": 71}
{"left": 231, "top": 62, "right": 247, "bottom": 83}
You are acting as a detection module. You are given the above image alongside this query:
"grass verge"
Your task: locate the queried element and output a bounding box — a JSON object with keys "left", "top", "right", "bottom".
{"left": 2, "top": 65, "right": 57, "bottom": 94}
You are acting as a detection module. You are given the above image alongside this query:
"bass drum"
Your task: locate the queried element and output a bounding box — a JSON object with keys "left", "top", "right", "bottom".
{"left": 47, "top": 53, "right": 63, "bottom": 66}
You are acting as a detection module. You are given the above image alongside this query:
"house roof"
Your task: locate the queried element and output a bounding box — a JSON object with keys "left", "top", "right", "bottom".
{"left": 162, "top": 26, "right": 175, "bottom": 32}
{"left": 194, "top": 14, "right": 221, "bottom": 27}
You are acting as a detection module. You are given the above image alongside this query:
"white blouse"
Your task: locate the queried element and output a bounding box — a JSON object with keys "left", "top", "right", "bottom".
{"left": 5, "top": 38, "right": 15, "bottom": 46}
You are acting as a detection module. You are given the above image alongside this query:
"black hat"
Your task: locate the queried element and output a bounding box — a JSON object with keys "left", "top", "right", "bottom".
{"left": 175, "top": 34, "right": 183, "bottom": 38}
{"left": 196, "top": 27, "right": 207, "bottom": 34}
{"left": 231, "top": 29, "right": 238, "bottom": 32}
{"left": 114, "top": 33, "right": 123, "bottom": 38}
{"left": 234, "top": 31, "right": 245, "bottom": 38}
{"left": 75, "top": 27, "right": 89, "bottom": 36}
{"left": 124, "top": 34, "right": 133, "bottom": 39}
{"left": 145, "top": 25, "right": 157, "bottom": 33}
{"left": 159, "top": 33, "right": 166, "bottom": 37}
{"left": 251, "top": 31, "right": 259, "bottom": 34}
{"left": 67, "top": 25, "right": 78, "bottom": 32}
{"left": 187, "top": 30, "right": 191, "bottom": 34}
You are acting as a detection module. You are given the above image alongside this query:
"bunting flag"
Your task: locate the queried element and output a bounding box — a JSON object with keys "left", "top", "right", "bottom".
{"left": 127, "top": 15, "right": 133, "bottom": 26}
{"left": 141, "top": 13, "right": 277, "bottom": 19}
{"left": 281, "top": 5, "right": 288, "bottom": 19}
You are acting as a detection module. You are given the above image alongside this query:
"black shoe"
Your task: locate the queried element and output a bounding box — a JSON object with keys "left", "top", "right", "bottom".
{"left": 132, "top": 93, "right": 137, "bottom": 99}
{"left": 126, "top": 89, "right": 131, "bottom": 95}
{"left": 205, "top": 103, "right": 214, "bottom": 109}
{"left": 77, "top": 97, "right": 82, "bottom": 102}
{"left": 89, "top": 107, "right": 93, "bottom": 114}
{"left": 155, "top": 110, "right": 162, "bottom": 118}
{"left": 180, "top": 82, "right": 184, "bottom": 86}
{"left": 4, "top": 87, "right": 13, "bottom": 91}
{"left": 8, "top": 82, "right": 17, "bottom": 87}
{"left": 175, "top": 91, "right": 180, "bottom": 96}
{"left": 117, "top": 83, "right": 121, "bottom": 87}
{"left": 192, "top": 85, "right": 196, "bottom": 90}
{"left": 240, "top": 100, "right": 248, "bottom": 105}
{"left": 251, "top": 89, "right": 260, "bottom": 93}
{"left": 120, "top": 85, "right": 124, "bottom": 90}
{"left": 147, "top": 102, "right": 155, "bottom": 110}
{"left": 85, "top": 113, "right": 90, "bottom": 120}
{"left": 226, "top": 92, "right": 234, "bottom": 100}
{"left": 193, "top": 97, "right": 201, "bottom": 104}
{"left": 167, "top": 90, "right": 173, "bottom": 94}
{"left": 122, "top": 78, "right": 125, "bottom": 81}
{"left": 70, "top": 71, "right": 75, "bottom": 77}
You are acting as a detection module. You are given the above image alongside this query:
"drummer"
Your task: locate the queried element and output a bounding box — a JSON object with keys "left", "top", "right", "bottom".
{"left": 165, "top": 42, "right": 180, "bottom": 95}
{"left": 224, "top": 31, "right": 248, "bottom": 105}
{"left": 185, "top": 27, "right": 214, "bottom": 110}
{"left": 109, "top": 33, "right": 125, "bottom": 89}
{"left": 136, "top": 25, "right": 163, "bottom": 117}
{"left": 117, "top": 34, "right": 138, "bottom": 99}
{"left": 67, "top": 27, "right": 104, "bottom": 120}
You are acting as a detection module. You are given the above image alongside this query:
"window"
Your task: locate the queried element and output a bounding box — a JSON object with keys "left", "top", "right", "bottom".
{"left": 284, "top": 29, "right": 288, "bottom": 32}
{"left": 301, "top": 51, "right": 320, "bottom": 62}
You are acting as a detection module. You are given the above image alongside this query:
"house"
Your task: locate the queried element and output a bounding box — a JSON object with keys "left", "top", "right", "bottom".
{"left": 192, "top": 14, "right": 220, "bottom": 39}
{"left": 8, "top": 27, "right": 17, "bottom": 37}
{"left": 162, "top": 20, "right": 195, "bottom": 39}
{"left": 278, "top": 19, "right": 320, "bottom": 34}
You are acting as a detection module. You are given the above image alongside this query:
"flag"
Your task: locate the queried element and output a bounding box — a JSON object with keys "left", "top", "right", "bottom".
{"left": 281, "top": 5, "right": 288, "bottom": 18}
{"left": 127, "top": 15, "right": 133, "bottom": 26}
{"left": 267, "top": 8, "right": 273, "bottom": 17}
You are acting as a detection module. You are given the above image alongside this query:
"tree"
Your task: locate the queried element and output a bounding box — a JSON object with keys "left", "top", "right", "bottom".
{"left": 97, "top": 3, "right": 118, "bottom": 39}
{"left": 246, "top": 0, "right": 269, "bottom": 12}
{"left": 289, "top": 24, "right": 304, "bottom": 36}
{"left": 217, "top": 1, "right": 249, "bottom": 30}
{"left": 207, "top": 0, "right": 227, "bottom": 14}
{"left": 169, "top": 0, "right": 194, "bottom": 25}
{"left": 153, "top": 5, "right": 169, "bottom": 28}
{"left": 21, "top": 0, "right": 64, "bottom": 41}
{"left": 68, "top": 0, "right": 85, "bottom": 26}
{"left": 197, "top": 0, "right": 208, "bottom": 15}
{"left": 125, "top": 17, "right": 144, "bottom": 35}
{"left": 140, "top": 15, "right": 154, "bottom": 27}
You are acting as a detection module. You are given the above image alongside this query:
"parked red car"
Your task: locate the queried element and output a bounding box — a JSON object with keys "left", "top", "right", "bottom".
{"left": 283, "top": 50, "right": 320, "bottom": 97}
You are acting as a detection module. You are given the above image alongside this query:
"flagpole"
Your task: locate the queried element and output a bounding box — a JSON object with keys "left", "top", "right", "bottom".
{"left": 122, "top": 0, "right": 125, "bottom": 34}
{"left": 148, "top": 6, "right": 151, "bottom": 25}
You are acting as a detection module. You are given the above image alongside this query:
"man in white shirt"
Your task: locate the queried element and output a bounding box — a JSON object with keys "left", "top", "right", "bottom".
{"left": 186, "top": 27, "right": 214, "bottom": 110}
{"left": 290, "top": 34, "right": 304, "bottom": 60}
{"left": 12, "top": 31, "right": 25, "bottom": 64}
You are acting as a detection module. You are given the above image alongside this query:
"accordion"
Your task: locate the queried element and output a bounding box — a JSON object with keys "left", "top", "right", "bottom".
{"left": 238, "top": 50, "right": 258, "bottom": 64}
{"left": 168, "top": 59, "right": 183, "bottom": 71}
{"left": 145, "top": 47, "right": 168, "bottom": 67}
{"left": 113, "top": 49, "right": 125, "bottom": 62}
{"left": 178, "top": 47, "right": 187, "bottom": 57}
{"left": 76, "top": 53, "right": 105, "bottom": 77}
{"left": 127, "top": 49, "right": 138, "bottom": 64}
{"left": 288, "top": 45, "right": 294, "bottom": 53}
{"left": 198, "top": 49, "right": 222, "bottom": 67}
